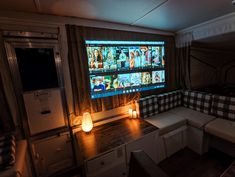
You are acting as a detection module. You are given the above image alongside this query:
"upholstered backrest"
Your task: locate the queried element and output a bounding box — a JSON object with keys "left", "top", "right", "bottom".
{"left": 211, "top": 95, "right": 235, "bottom": 121}
{"left": 157, "top": 90, "right": 182, "bottom": 113}
{"left": 0, "top": 135, "right": 16, "bottom": 171}
{"left": 136, "top": 95, "right": 158, "bottom": 118}
{"left": 183, "top": 90, "right": 212, "bottom": 114}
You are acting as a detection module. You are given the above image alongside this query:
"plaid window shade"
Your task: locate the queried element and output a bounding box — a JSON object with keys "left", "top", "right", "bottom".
{"left": 0, "top": 135, "right": 16, "bottom": 171}
{"left": 211, "top": 95, "right": 235, "bottom": 121}
{"left": 136, "top": 95, "right": 158, "bottom": 118}
{"left": 183, "top": 90, "right": 212, "bottom": 114}
{"left": 157, "top": 90, "right": 182, "bottom": 113}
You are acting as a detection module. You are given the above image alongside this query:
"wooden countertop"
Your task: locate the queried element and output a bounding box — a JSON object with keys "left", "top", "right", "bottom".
{"left": 75, "top": 118, "right": 158, "bottom": 161}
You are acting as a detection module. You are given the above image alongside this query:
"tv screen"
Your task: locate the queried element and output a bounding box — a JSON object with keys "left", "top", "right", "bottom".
{"left": 86, "top": 40, "right": 165, "bottom": 99}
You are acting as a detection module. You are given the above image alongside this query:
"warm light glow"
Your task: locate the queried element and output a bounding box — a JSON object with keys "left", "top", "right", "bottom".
{"left": 129, "top": 108, "right": 133, "bottom": 118}
{"left": 81, "top": 112, "right": 93, "bottom": 132}
{"left": 132, "top": 111, "right": 137, "bottom": 118}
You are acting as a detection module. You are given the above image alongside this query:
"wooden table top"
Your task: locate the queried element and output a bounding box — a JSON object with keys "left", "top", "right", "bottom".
{"left": 75, "top": 118, "right": 158, "bottom": 161}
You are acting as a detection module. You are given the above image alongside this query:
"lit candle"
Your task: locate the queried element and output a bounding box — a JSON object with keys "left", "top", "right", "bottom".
{"left": 129, "top": 109, "right": 133, "bottom": 118}
{"left": 132, "top": 111, "right": 137, "bottom": 118}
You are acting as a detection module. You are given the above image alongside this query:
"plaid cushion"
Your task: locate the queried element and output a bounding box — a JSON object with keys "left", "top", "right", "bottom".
{"left": 0, "top": 135, "right": 16, "bottom": 171}
{"left": 211, "top": 95, "right": 235, "bottom": 121}
{"left": 157, "top": 90, "right": 182, "bottom": 113}
{"left": 183, "top": 90, "right": 212, "bottom": 114}
{"left": 136, "top": 95, "right": 158, "bottom": 118}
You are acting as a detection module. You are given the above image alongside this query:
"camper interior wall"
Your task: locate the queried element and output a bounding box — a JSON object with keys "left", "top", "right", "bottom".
{"left": 0, "top": 10, "right": 174, "bottom": 122}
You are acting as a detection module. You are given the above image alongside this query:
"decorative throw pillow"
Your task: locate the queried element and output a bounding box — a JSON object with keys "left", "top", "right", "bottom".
{"left": 211, "top": 95, "right": 235, "bottom": 121}
{"left": 183, "top": 90, "right": 212, "bottom": 114}
{"left": 136, "top": 95, "right": 158, "bottom": 118}
{"left": 157, "top": 90, "right": 182, "bottom": 113}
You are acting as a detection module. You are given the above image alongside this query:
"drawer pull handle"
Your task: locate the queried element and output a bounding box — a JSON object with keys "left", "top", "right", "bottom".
{"left": 41, "top": 110, "right": 51, "bottom": 115}
{"left": 56, "top": 148, "right": 62, "bottom": 152}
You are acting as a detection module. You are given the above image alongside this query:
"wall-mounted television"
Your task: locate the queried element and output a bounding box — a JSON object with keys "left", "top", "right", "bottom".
{"left": 85, "top": 40, "right": 166, "bottom": 99}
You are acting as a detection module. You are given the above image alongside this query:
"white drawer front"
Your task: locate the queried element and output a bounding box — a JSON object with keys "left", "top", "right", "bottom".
{"left": 86, "top": 146, "right": 126, "bottom": 176}
{"left": 32, "top": 133, "right": 74, "bottom": 177}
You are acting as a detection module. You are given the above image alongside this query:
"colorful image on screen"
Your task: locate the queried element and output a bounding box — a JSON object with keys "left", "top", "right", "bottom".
{"left": 152, "top": 70, "right": 165, "bottom": 83}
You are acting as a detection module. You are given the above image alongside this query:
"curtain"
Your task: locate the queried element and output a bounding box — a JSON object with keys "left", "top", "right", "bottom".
{"left": 176, "top": 46, "right": 191, "bottom": 89}
{"left": 66, "top": 25, "right": 177, "bottom": 116}
{"left": 0, "top": 31, "right": 17, "bottom": 134}
{"left": 66, "top": 26, "right": 91, "bottom": 116}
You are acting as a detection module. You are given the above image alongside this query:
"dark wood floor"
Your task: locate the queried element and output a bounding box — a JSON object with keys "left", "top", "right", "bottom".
{"left": 159, "top": 148, "right": 235, "bottom": 177}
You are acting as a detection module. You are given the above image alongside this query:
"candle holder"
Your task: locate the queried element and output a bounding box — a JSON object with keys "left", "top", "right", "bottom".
{"left": 132, "top": 110, "right": 137, "bottom": 118}
{"left": 129, "top": 108, "right": 133, "bottom": 118}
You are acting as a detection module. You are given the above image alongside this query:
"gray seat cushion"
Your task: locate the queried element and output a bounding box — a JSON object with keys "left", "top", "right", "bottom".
{"left": 169, "top": 107, "right": 216, "bottom": 129}
{"left": 205, "top": 118, "right": 235, "bottom": 144}
{"left": 145, "top": 112, "right": 187, "bottom": 135}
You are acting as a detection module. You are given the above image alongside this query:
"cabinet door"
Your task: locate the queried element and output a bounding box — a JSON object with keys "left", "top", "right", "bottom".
{"left": 126, "top": 131, "right": 158, "bottom": 165}
{"left": 86, "top": 145, "right": 127, "bottom": 177}
{"left": 23, "top": 89, "right": 65, "bottom": 135}
{"left": 32, "top": 133, "right": 74, "bottom": 177}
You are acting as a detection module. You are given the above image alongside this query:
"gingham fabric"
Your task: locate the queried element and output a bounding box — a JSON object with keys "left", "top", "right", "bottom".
{"left": 211, "top": 95, "right": 235, "bottom": 121}
{"left": 0, "top": 135, "right": 16, "bottom": 171}
{"left": 136, "top": 95, "right": 158, "bottom": 118}
{"left": 183, "top": 90, "right": 212, "bottom": 114}
{"left": 157, "top": 90, "right": 182, "bottom": 113}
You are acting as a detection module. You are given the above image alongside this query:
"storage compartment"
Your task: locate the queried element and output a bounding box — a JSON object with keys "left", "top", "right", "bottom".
{"left": 125, "top": 131, "right": 158, "bottom": 164}
{"left": 23, "top": 89, "right": 65, "bottom": 135}
{"left": 187, "top": 126, "right": 209, "bottom": 155}
{"left": 86, "top": 145, "right": 126, "bottom": 177}
{"left": 162, "top": 126, "right": 187, "bottom": 157}
{"left": 32, "top": 133, "right": 74, "bottom": 177}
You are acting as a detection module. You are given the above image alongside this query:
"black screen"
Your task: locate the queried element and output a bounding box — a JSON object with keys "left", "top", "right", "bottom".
{"left": 15, "top": 48, "right": 59, "bottom": 91}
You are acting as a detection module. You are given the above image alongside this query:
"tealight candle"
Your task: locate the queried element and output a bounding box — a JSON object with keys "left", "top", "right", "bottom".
{"left": 129, "top": 109, "right": 133, "bottom": 118}
{"left": 132, "top": 111, "right": 137, "bottom": 118}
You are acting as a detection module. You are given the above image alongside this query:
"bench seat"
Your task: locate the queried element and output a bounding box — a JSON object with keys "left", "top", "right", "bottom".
{"left": 145, "top": 112, "right": 187, "bottom": 136}
{"left": 169, "top": 107, "right": 216, "bottom": 129}
{"left": 205, "top": 118, "right": 235, "bottom": 144}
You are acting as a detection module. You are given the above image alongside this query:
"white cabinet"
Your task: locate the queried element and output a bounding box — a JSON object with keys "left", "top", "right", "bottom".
{"left": 125, "top": 130, "right": 158, "bottom": 164}
{"left": 23, "top": 89, "right": 66, "bottom": 135}
{"left": 86, "top": 145, "right": 127, "bottom": 177}
{"left": 32, "top": 133, "right": 74, "bottom": 177}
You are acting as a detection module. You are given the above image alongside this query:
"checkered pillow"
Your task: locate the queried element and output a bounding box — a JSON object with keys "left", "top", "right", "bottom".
{"left": 211, "top": 95, "right": 235, "bottom": 121}
{"left": 183, "top": 90, "right": 212, "bottom": 114}
{"left": 157, "top": 90, "right": 182, "bottom": 113}
{"left": 136, "top": 95, "right": 158, "bottom": 118}
{"left": 0, "top": 135, "right": 16, "bottom": 171}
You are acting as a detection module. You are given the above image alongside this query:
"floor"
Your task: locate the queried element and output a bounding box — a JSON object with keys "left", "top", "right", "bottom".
{"left": 159, "top": 148, "right": 235, "bottom": 177}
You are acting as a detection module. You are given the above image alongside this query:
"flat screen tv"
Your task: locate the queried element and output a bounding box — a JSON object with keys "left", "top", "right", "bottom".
{"left": 85, "top": 40, "right": 166, "bottom": 99}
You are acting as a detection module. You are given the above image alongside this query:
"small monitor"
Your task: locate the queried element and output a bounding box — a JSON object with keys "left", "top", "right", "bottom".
{"left": 15, "top": 48, "right": 59, "bottom": 91}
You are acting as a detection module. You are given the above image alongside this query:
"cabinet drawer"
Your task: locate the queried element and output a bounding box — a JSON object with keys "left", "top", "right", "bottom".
{"left": 32, "top": 133, "right": 74, "bottom": 177}
{"left": 87, "top": 150, "right": 116, "bottom": 173}
{"left": 86, "top": 146, "right": 125, "bottom": 175}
